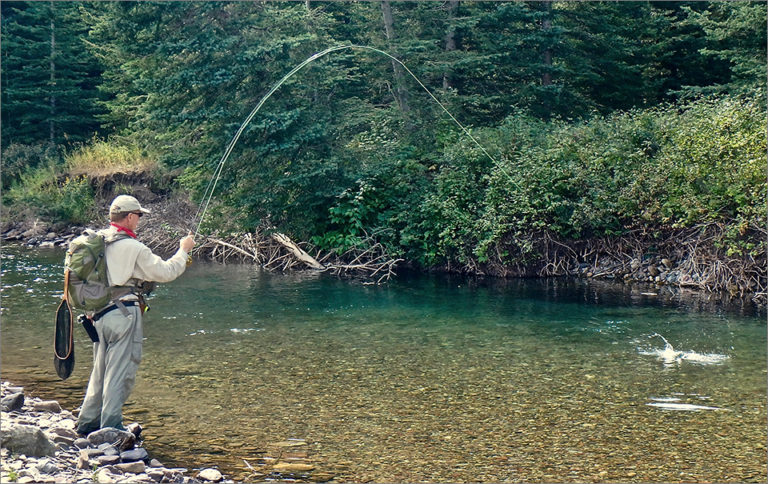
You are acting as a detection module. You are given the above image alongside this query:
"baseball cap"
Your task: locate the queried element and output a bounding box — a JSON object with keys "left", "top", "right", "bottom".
{"left": 109, "top": 195, "right": 151, "bottom": 215}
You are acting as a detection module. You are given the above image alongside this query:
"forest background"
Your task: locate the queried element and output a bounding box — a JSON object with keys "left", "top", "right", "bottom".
{"left": 1, "top": 1, "right": 766, "bottom": 294}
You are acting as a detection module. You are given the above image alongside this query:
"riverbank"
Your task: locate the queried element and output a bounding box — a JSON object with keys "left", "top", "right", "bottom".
{"left": 1, "top": 381, "right": 228, "bottom": 483}
{"left": 1, "top": 177, "right": 764, "bottom": 308}
{"left": 3, "top": 215, "right": 763, "bottom": 311}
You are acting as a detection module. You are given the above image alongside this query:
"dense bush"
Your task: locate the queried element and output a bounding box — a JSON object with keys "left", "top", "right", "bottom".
{"left": 388, "top": 94, "right": 766, "bottom": 267}
{"left": 4, "top": 166, "right": 95, "bottom": 225}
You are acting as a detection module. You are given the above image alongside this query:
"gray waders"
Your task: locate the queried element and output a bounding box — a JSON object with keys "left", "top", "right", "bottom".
{"left": 77, "top": 303, "right": 142, "bottom": 434}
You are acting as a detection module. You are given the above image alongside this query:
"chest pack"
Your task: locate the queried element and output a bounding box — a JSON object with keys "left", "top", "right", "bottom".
{"left": 64, "top": 229, "right": 134, "bottom": 311}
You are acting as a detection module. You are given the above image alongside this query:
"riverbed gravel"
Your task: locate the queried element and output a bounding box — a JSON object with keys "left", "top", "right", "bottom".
{"left": 1, "top": 381, "right": 229, "bottom": 484}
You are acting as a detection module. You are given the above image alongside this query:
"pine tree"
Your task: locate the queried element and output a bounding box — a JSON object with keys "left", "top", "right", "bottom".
{"left": 1, "top": 1, "right": 105, "bottom": 148}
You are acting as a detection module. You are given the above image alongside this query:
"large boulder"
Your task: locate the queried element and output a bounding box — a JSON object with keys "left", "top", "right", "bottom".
{"left": 1, "top": 424, "right": 56, "bottom": 457}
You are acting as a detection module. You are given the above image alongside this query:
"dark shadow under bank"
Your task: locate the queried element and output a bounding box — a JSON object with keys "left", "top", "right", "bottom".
{"left": 395, "top": 268, "right": 766, "bottom": 318}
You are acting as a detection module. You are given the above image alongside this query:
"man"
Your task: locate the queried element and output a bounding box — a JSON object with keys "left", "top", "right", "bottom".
{"left": 76, "top": 194, "right": 195, "bottom": 435}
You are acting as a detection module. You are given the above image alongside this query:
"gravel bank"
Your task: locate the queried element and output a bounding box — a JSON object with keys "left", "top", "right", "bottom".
{"left": 1, "top": 381, "right": 229, "bottom": 484}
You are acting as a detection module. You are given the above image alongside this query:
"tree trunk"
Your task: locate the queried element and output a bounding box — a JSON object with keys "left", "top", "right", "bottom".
{"left": 49, "top": 3, "right": 56, "bottom": 144}
{"left": 381, "top": 0, "right": 409, "bottom": 113}
{"left": 442, "top": 0, "right": 459, "bottom": 90}
{"left": 541, "top": 0, "right": 553, "bottom": 87}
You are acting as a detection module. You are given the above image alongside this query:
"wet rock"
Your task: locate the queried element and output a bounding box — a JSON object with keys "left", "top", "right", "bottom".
{"left": 198, "top": 468, "right": 223, "bottom": 482}
{"left": 648, "top": 265, "right": 660, "bottom": 277}
{"left": 120, "top": 447, "right": 149, "bottom": 463}
{"left": 1, "top": 424, "right": 56, "bottom": 457}
{"left": 33, "top": 400, "right": 62, "bottom": 413}
{"left": 2, "top": 392, "right": 25, "bottom": 412}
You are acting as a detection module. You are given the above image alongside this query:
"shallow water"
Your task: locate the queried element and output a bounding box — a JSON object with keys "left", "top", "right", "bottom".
{"left": 2, "top": 244, "right": 766, "bottom": 482}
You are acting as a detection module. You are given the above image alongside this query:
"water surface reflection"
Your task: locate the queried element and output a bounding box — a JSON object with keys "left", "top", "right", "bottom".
{"left": 2, "top": 245, "right": 765, "bottom": 482}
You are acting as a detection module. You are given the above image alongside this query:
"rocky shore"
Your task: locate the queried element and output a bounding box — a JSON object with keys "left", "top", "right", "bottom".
{"left": 1, "top": 381, "right": 228, "bottom": 484}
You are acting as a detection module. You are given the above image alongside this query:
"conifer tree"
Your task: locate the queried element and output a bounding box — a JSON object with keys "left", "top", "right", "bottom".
{"left": 1, "top": 1, "right": 104, "bottom": 148}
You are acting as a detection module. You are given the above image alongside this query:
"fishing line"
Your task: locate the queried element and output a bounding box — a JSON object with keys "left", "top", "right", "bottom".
{"left": 194, "top": 44, "right": 514, "bottom": 238}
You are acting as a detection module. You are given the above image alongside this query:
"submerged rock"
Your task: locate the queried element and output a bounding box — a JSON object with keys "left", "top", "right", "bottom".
{"left": 120, "top": 447, "right": 149, "bottom": 463}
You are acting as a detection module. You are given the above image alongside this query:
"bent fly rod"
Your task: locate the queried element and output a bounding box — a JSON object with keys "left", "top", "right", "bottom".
{"left": 192, "top": 44, "right": 511, "bottom": 239}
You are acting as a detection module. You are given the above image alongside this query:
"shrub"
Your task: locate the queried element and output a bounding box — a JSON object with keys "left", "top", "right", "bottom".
{"left": 4, "top": 164, "right": 96, "bottom": 224}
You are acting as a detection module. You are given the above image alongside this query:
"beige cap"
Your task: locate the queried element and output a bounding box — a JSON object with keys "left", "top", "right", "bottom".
{"left": 109, "top": 195, "right": 151, "bottom": 215}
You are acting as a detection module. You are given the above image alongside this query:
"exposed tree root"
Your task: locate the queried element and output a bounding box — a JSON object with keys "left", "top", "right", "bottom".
{"left": 460, "top": 224, "right": 766, "bottom": 306}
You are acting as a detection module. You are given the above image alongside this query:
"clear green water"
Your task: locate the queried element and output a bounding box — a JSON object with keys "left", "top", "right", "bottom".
{"left": 2, "top": 245, "right": 766, "bottom": 482}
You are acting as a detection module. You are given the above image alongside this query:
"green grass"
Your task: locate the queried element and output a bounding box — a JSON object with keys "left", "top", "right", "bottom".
{"left": 67, "top": 140, "right": 157, "bottom": 177}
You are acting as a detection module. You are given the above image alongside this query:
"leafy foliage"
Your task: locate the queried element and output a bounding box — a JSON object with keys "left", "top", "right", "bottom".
{"left": 5, "top": 166, "right": 95, "bottom": 224}
{"left": 1, "top": 1, "right": 765, "bottom": 270}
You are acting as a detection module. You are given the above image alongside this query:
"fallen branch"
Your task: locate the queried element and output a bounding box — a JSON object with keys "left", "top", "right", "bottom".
{"left": 271, "top": 233, "right": 325, "bottom": 270}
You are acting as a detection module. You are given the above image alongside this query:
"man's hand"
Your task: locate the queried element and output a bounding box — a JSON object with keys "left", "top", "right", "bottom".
{"left": 180, "top": 233, "right": 196, "bottom": 253}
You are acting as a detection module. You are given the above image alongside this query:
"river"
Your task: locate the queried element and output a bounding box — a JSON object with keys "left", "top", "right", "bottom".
{"left": 1, "top": 244, "right": 765, "bottom": 482}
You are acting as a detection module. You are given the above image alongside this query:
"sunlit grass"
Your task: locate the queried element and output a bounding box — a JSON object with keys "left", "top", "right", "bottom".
{"left": 66, "top": 140, "right": 157, "bottom": 177}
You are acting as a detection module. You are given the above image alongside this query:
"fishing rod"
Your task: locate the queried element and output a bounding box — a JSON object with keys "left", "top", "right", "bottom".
{"left": 193, "top": 44, "right": 513, "bottom": 239}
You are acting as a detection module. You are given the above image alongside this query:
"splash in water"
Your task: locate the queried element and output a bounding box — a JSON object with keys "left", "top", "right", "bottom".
{"left": 640, "top": 333, "right": 729, "bottom": 367}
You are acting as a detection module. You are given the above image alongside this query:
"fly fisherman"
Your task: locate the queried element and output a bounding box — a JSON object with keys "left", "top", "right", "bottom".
{"left": 76, "top": 195, "right": 195, "bottom": 435}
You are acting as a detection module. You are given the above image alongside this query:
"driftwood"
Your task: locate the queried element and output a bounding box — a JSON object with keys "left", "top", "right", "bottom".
{"left": 153, "top": 228, "right": 401, "bottom": 284}
{"left": 271, "top": 233, "right": 324, "bottom": 270}
{"left": 317, "top": 237, "right": 403, "bottom": 284}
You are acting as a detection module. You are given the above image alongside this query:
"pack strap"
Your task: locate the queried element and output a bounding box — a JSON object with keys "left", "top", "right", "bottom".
{"left": 93, "top": 301, "right": 140, "bottom": 321}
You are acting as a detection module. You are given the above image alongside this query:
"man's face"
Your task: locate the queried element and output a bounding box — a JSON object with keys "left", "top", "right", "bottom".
{"left": 126, "top": 212, "right": 143, "bottom": 231}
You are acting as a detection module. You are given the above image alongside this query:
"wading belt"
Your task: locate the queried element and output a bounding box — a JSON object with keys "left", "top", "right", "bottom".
{"left": 92, "top": 300, "right": 140, "bottom": 321}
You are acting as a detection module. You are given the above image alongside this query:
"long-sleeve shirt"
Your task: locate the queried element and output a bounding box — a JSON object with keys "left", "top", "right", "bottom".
{"left": 103, "top": 226, "right": 189, "bottom": 288}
